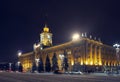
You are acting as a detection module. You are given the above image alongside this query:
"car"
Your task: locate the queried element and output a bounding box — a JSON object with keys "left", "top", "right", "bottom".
{"left": 70, "top": 71, "right": 83, "bottom": 75}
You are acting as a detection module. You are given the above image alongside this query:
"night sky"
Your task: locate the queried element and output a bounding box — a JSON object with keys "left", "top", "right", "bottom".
{"left": 0, "top": 0, "right": 120, "bottom": 62}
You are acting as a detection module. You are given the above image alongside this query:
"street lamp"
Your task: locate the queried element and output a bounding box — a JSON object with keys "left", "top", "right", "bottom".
{"left": 17, "top": 61, "right": 20, "bottom": 72}
{"left": 9, "top": 63, "right": 12, "bottom": 71}
{"left": 18, "top": 51, "right": 22, "bottom": 57}
{"left": 113, "top": 44, "right": 120, "bottom": 60}
{"left": 113, "top": 44, "right": 120, "bottom": 48}
{"left": 113, "top": 43, "right": 120, "bottom": 67}
{"left": 72, "top": 33, "right": 80, "bottom": 41}
{"left": 113, "top": 44, "right": 120, "bottom": 53}
{"left": 17, "top": 61, "right": 20, "bottom": 65}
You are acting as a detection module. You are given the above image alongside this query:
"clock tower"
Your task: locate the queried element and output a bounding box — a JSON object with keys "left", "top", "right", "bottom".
{"left": 40, "top": 24, "right": 52, "bottom": 47}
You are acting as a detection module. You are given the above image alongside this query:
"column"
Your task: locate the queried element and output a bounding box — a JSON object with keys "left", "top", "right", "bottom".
{"left": 98, "top": 46, "right": 102, "bottom": 65}
{"left": 94, "top": 46, "right": 97, "bottom": 65}
{"left": 85, "top": 42, "right": 88, "bottom": 65}
{"left": 90, "top": 44, "right": 93, "bottom": 65}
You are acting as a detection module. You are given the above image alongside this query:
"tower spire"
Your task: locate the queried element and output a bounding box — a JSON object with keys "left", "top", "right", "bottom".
{"left": 45, "top": 23, "right": 47, "bottom": 27}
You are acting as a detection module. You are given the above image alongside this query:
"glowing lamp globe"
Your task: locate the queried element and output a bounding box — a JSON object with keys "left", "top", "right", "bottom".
{"left": 18, "top": 52, "right": 22, "bottom": 56}
{"left": 72, "top": 33, "right": 80, "bottom": 41}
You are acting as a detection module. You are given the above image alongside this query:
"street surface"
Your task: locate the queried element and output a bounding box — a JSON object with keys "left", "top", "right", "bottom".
{"left": 0, "top": 72, "right": 120, "bottom": 82}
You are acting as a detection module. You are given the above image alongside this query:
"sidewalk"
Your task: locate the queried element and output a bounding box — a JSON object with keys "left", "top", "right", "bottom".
{"left": 89, "top": 73, "right": 120, "bottom": 76}
{"left": 24, "top": 72, "right": 54, "bottom": 75}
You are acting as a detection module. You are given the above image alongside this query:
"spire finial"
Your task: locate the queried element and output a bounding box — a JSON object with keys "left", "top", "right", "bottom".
{"left": 45, "top": 23, "right": 47, "bottom": 27}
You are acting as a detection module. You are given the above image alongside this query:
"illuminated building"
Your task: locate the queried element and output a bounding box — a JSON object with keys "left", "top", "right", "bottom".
{"left": 19, "top": 25, "right": 118, "bottom": 71}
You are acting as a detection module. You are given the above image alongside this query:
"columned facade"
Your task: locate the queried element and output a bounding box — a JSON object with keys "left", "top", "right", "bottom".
{"left": 19, "top": 38, "right": 117, "bottom": 71}
{"left": 19, "top": 26, "right": 117, "bottom": 72}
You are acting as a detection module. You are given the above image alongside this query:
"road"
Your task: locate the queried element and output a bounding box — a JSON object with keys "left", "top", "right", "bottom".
{"left": 0, "top": 72, "right": 120, "bottom": 82}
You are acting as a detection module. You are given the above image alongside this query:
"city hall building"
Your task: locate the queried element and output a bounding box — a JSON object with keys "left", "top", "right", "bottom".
{"left": 19, "top": 25, "right": 118, "bottom": 71}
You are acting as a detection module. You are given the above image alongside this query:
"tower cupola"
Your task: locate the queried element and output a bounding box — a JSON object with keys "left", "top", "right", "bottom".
{"left": 43, "top": 24, "right": 49, "bottom": 32}
{"left": 40, "top": 24, "right": 52, "bottom": 47}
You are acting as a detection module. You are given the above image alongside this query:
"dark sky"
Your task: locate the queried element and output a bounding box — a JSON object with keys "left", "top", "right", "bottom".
{"left": 0, "top": 0, "right": 120, "bottom": 62}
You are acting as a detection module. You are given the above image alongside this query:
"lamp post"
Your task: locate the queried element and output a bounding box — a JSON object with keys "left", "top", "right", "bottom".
{"left": 17, "top": 50, "right": 22, "bottom": 61}
{"left": 17, "top": 50, "right": 22, "bottom": 72}
{"left": 9, "top": 63, "right": 12, "bottom": 71}
{"left": 113, "top": 44, "right": 120, "bottom": 65}
{"left": 17, "top": 61, "right": 20, "bottom": 65}
{"left": 113, "top": 43, "right": 120, "bottom": 73}
{"left": 113, "top": 44, "right": 120, "bottom": 52}
{"left": 17, "top": 61, "right": 20, "bottom": 72}
{"left": 72, "top": 33, "right": 81, "bottom": 63}
{"left": 59, "top": 54, "right": 64, "bottom": 70}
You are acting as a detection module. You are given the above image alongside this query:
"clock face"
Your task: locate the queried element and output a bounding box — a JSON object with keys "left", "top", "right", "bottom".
{"left": 40, "top": 33, "right": 52, "bottom": 46}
